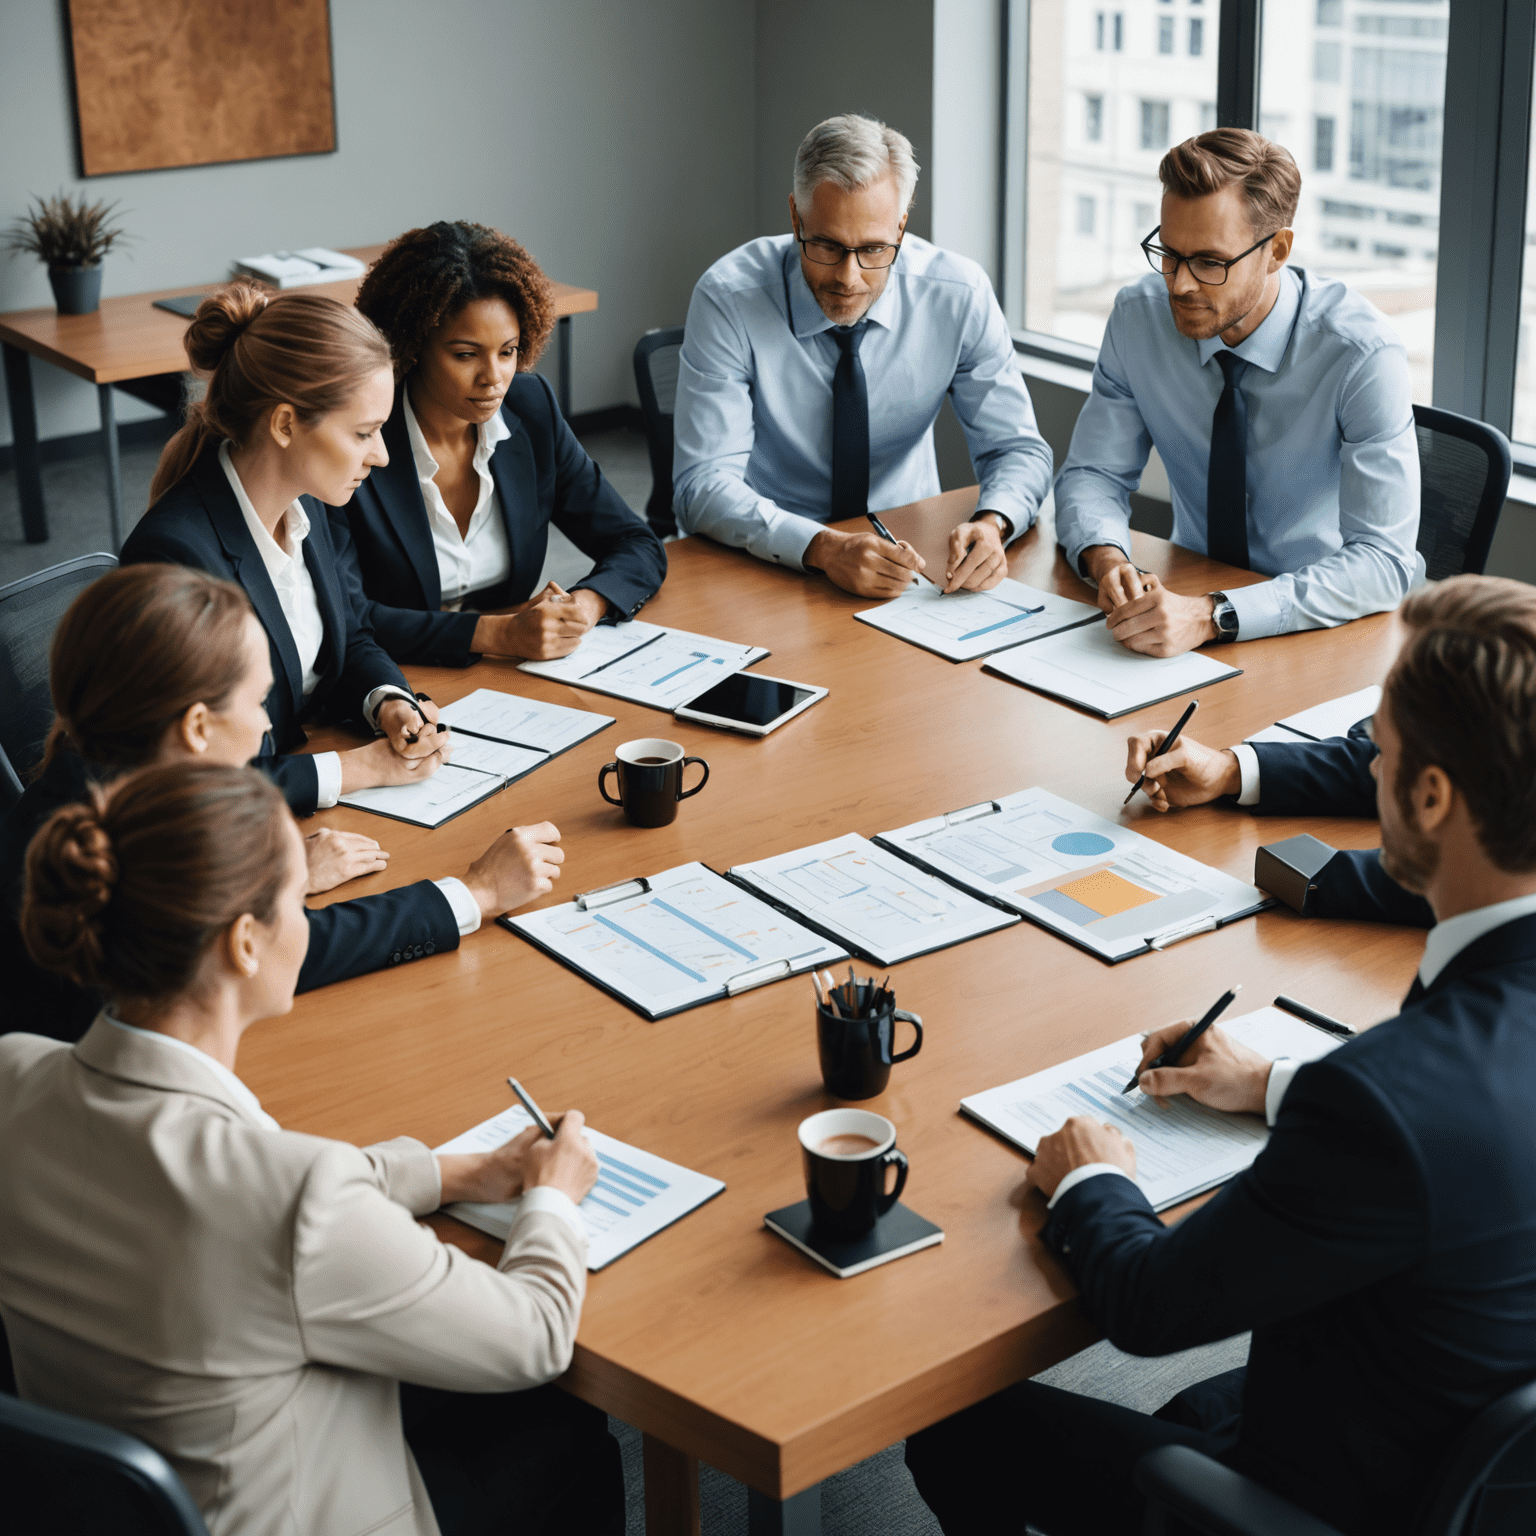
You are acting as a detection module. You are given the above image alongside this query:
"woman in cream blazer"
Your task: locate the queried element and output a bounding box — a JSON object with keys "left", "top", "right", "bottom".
{"left": 0, "top": 761, "right": 622, "bottom": 1535}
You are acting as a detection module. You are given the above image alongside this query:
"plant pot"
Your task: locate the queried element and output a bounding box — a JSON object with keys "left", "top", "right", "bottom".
{"left": 48, "top": 264, "right": 102, "bottom": 315}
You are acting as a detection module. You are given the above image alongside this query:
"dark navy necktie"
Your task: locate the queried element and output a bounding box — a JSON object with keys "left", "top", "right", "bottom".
{"left": 1207, "top": 350, "right": 1251, "bottom": 570}
{"left": 830, "top": 322, "right": 870, "bottom": 520}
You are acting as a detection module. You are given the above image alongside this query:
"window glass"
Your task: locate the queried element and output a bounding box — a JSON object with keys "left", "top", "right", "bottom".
{"left": 1260, "top": 0, "right": 1448, "bottom": 403}
{"left": 1018, "top": 0, "right": 1219, "bottom": 346}
{"left": 1510, "top": 60, "right": 1536, "bottom": 445}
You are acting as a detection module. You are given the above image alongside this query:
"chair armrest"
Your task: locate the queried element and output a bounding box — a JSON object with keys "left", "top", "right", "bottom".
{"left": 1134, "top": 1446, "right": 1345, "bottom": 1536}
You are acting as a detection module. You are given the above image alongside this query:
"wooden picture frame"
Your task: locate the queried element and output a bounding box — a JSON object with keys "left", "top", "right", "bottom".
{"left": 65, "top": 0, "right": 337, "bottom": 176}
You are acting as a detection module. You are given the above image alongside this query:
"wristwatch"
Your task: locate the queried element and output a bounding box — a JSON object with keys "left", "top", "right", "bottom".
{"left": 1209, "top": 591, "right": 1239, "bottom": 643}
{"left": 976, "top": 509, "right": 1013, "bottom": 539}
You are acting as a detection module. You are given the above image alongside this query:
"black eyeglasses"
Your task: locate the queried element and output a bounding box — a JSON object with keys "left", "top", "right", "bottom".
{"left": 1141, "top": 225, "right": 1275, "bottom": 286}
{"left": 796, "top": 233, "right": 904, "bottom": 270}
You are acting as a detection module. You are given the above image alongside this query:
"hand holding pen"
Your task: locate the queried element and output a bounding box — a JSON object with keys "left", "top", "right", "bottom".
{"left": 1124, "top": 699, "right": 1198, "bottom": 805}
{"left": 1125, "top": 986, "right": 1274, "bottom": 1116}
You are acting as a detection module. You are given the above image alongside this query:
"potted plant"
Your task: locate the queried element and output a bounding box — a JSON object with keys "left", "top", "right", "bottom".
{"left": 4, "top": 192, "right": 130, "bottom": 315}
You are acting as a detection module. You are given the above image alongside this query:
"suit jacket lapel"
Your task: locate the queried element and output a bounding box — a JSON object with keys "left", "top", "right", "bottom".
{"left": 487, "top": 409, "right": 541, "bottom": 603}
{"left": 301, "top": 499, "right": 348, "bottom": 699}
{"left": 371, "top": 382, "right": 442, "bottom": 610}
{"left": 1420, "top": 913, "right": 1536, "bottom": 1000}
{"left": 190, "top": 452, "right": 305, "bottom": 716}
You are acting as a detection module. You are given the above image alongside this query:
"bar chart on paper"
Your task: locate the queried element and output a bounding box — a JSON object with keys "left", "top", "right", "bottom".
{"left": 437, "top": 1105, "right": 726, "bottom": 1269}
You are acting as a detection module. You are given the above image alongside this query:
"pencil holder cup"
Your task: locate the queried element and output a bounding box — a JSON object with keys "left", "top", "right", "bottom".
{"left": 816, "top": 1001, "right": 923, "bottom": 1100}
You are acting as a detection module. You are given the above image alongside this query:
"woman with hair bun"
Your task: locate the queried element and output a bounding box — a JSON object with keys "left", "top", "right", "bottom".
{"left": 0, "top": 760, "right": 623, "bottom": 1535}
{"left": 122, "top": 283, "right": 448, "bottom": 819}
{"left": 337, "top": 220, "right": 666, "bottom": 666}
{"left": 0, "top": 563, "right": 567, "bottom": 1043}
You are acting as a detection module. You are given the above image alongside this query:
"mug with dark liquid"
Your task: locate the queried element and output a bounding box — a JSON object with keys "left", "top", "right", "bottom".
{"left": 797, "top": 1108, "right": 908, "bottom": 1240}
{"left": 598, "top": 738, "right": 710, "bottom": 828}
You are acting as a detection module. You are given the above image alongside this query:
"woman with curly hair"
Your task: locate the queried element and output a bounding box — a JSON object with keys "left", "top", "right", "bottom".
{"left": 340, "top": 221, "right": 666, "bottom": 666}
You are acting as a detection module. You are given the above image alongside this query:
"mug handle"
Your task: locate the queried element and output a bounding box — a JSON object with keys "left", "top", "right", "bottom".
{"left": 677, "top": 757, "right": 711, "bottom": 800}
{"left": 598, "top": 762, "right": 623, "bottom": 806}
{"left": 891, "top": 1009, "right": 924, "bottom": 1063}
{"left": 877, "top": 1147, "right": 909, "bottom": 1217}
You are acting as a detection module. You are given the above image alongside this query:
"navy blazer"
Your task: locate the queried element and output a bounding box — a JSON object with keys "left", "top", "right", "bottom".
{"left": 0, "top": 753, "right": 460, "bottom": 1043}
{"left": 120, "top": 448, "right": 412, "bottom": 818}
{"left": 331, "top": 374, "right": 667, "bottom": 667}
{"left": 1248, "top": 721, "right": 1434, "bottom": 927}
{"left": 1045, "top": 911, "right": 1536, "bottom": 1536}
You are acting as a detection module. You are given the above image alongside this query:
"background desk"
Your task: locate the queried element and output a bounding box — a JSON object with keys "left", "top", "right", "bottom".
{"left": 270, "top": 491, "right": 1418, "bottom": 1535}
{"left": 0, "top": 243, "right": 598, "bottom": 549}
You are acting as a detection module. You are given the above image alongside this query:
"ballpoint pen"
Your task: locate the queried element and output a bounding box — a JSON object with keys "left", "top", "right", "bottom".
{"left": 1273, "top": 995, "right": 1356, "bottom": 1037}
{"left": 1124, "top": 698, "right": 1200, "bottom": 805}
{"left": 1123, "top": 983, "right": 1241, "bottom": 1093}
{"left": 507, "top": 1077, "right": 557, "bottom": 1139}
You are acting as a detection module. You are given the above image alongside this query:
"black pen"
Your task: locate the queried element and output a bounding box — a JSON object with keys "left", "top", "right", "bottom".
{"left": 1124, "top": 698, "right": 1200, "bottom": 805}
{"left": 1123, "top": 983, "right": 1241, "bottom": 1094}
{"left": 1273, "top": 995, "right": 1356, "bottom": 1038}
{"left": 866, "top": 512, "right": 899, "bottom": 544}
{"left": 507, "top": 1077, "right": 556, "bottom": 1139}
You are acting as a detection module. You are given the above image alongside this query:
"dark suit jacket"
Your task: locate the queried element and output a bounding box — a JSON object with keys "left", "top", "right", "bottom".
{"left": 0, "top": 753, "right": 461, "bottom": 1043}
{"left": 331, "top": 374, "right": 667, "bottom": 667}
{"left": 120, "top": 448, "right": 412, "bottom": 818}
{"left": 1045, "top": 911, "right": 1536, "bottom": 1536}
{"left": 1249, "top": 721, "right": 1434, "bottom": 927}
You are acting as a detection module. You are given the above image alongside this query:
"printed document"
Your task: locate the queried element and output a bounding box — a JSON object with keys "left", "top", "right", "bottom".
{"left": 730, "top": 833, "right": 1019, "bottom": 965}
{"left": 437, "top": 1104, "right": 725, "bottom": 1270}
{"left": 518, "top": 621, "right": 769, "bottom": 711}
{"left": 960, "top": 1007, "right": 1345, "bottom": 1210}
{"left": 854, "top": 578, "right": 1100, "bottom": 662}
{"left": 983, "top": 619, "right": 1241, "bottom": 718}
{"left": 438, "top": 687, "right": 615, "bottom": 754}
{"left": 1245, "top": 685, "right": 1381, "bottom": 746}
{"left": 877, "top": 787, "right": 1269, "bottom": 962}
{"left": 505, "top": 862, "right": 845, "bottom": 1019}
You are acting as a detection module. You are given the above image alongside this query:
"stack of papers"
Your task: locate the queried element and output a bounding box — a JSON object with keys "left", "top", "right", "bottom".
{"left": 877, "top": 787, "right": 1270, "bottom": 963}
{"left": 1245, "top": 685, "right": 1381, "bottom": 746}
{"left": 854, "top": 578, "right": 1100, "bottom": 662}
{"left": 233, "top": 247, "right": 367, "bottom": 288}
{"left": 960, "top": 1006, "right": 1345, "bottom": 1210}
{"left": 437, "top": 1104, "right": 725, "bottom": 1270}
{"left": 983, "top": 619, "right": 1241, "bottom": 718}
{"left": 519, "top": 621, "right": 769, "bottom": 711}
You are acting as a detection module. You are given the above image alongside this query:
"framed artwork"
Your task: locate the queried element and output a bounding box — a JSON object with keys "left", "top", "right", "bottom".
{"left": 65, "top": 0, "right": 336, "bottom": 176}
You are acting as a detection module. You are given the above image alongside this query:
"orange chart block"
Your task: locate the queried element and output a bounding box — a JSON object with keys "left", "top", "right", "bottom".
{"left": 1055, "top": 867, "right": 1162, "bottom": 918}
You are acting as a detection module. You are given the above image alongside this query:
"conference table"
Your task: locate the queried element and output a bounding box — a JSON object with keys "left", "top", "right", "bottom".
{"left": 0, "top": 243, "right": 598, "bottom": 550}
{"left": 268, "top": 488, "right": 1419, "bottom": 1535}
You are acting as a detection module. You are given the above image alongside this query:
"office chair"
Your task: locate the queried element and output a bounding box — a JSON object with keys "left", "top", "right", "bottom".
{"left": 1134, "top": 1376, "right": 1536, "bottom": 1535}
{"left": 0, "top": 553, "right": 117, "bottom": 811}
{"left": 0, "top": 1392, "right": 210, "bottom": 1535}
{"left": 1413, "top": 404, "right": 1512, "bottom": 580}
{"left": 633, "top": 325, "right": 685, "bottom": 538}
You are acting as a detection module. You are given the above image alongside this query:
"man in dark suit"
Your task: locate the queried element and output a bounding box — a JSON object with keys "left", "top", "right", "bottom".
{"left": 907, "top": 574, "right": 1536, "bottom": 1536}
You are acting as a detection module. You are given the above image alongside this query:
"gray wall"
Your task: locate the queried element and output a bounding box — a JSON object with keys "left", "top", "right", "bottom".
{"left": 0, "top": 0, "right": 757, "bottom": 446}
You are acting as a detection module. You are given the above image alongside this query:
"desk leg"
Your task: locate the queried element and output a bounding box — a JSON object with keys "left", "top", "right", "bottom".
{"left": 747, "top": 1485, "right": 821, "bottom": 1535}
{"left": 98, "top": 383, "right": 123, "bottom": 554}
{"left": 642, "top": 1433, "right": 700, "bottom": 1536}
{"left": 557, "top": 315, "right": 572, "bottom": 421}
{"left": 3, "top": 343, "right": 47, "bottom": 543}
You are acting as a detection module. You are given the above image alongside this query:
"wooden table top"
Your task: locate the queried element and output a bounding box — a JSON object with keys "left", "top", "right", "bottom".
{"left": 253, "top": 490, "right": 1415, "bottom": 1504}
{"left": 0, "top": 244, "right": 598, "bottom": 386}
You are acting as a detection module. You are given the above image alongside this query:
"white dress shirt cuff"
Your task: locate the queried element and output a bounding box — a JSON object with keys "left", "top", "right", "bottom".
{"left": 1047, "top": 1162, "right": 1138, "bottom": 1209}
{"left": 312, "top": 752, "right": 342, "bottom": 810}
{"left": 1225, "top": 580, "right": 1286, "bottom": 641}
{"left": 365, "top": 684, "right": 418, "bottom": 731}
{"left": 1265, "top": 1059, "right": 1300, "bottom": 1127}
{"left": 433, "top": 877, "right": 483, "bottom": 936}
{"left": 1231, "top": 742, "right": 1262, "bottom": 806}
{"left": 517, "top": 1185, "right": 589, "bottom": 1243}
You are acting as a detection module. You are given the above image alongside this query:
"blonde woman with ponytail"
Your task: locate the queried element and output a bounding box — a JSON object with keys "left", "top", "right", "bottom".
{"left": 123, "top": 284, "right": 448, "bottom": 819}
{"left": 0, "top": 761, "right": 624, "bottom": 1535}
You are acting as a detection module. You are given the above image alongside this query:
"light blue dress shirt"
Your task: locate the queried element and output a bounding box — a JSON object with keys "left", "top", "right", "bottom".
{"left": 1054, "top": 267, "right": 1422, "bottom": 639}
{"left": 672, "top": 234, "right": 1054, "bottom": 567}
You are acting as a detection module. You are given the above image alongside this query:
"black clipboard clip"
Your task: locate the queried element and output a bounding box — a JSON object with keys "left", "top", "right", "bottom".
{"left": 575, "top": 876, "right": 653, "bottom": 911}
{"left": 914, "top": 800, "right": 1002, "bottom": 839}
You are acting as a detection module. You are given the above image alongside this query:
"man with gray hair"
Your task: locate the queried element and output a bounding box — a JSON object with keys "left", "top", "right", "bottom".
{"left": 672, "top": 114, "right": 1053, "bottom": 597}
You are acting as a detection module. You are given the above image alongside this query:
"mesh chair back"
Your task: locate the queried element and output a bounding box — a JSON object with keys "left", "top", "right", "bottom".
{"left": 1413, "top": 1378, "right": 1536, "bottom": 1536}
{"left": 0, "top": 554, "right": 117, "bottom": 810}
{"left": 0, "top": 1392, "right": 210, "bottom": 1535}
{"left": 633, "top": 326, "right": 685, "bottom": 537}
{"left": 1413, "top": 404, "right": 1512, "bottom": 580}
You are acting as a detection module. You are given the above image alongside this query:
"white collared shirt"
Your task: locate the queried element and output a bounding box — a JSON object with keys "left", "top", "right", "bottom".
{"left": 402, "top": 388, "right": 513, "bottom": 606}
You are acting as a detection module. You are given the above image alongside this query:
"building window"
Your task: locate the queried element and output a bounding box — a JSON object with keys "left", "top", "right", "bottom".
{"left": 1113, "top": 12, "right": 1123, "bottom": 51}
{"left": 1158, "top": 16, "right": 1174, "bottom": 53}
{"left": 1085, "top": 94, "right": 1104, "bottom": 142}
{"left": 1314, "top": 40, "right": 1341, "bottom": 82}
{"left": 1201, "top": 101, "right": 1217, "bottom": 132}
{"left": 1077, "top": 196, "right": 1097, "bottom": 235}
{"left": 1189, "top": 17, "right": 1204, "bottom": 56}
{"left": 1140, "top": 100, "right": 1171, "bottom": 151}
{"left": 1315, "top": 115, "right": 1336, "bottom": 172}
{"left": 1316, "top": 0, "right": 1341, "bottom": 25}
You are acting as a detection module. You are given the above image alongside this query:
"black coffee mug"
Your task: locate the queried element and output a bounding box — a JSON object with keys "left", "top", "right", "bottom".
{"left": 598, "top": 738, "right": 710, "bottom": 828}
{"left": 817, "top": 1002, "right": 923, "bottom": 1100}
{"left": 798, "top": 1108, "right": 908, "bottom": 1241}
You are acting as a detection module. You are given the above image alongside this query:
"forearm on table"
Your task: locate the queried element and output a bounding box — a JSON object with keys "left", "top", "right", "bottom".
{"left": 674, "top": 470, "right": 822, "bottom": 567}
{"left": 1226, "top": 540, "right": 1413, "bottom": 640}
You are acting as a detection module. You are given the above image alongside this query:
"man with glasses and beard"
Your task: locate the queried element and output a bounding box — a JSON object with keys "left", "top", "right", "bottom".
{"left": 672, "top": 114, "right": 1053, "bottom": 599}
{"left": 1056, "top": 129, "right": 1422, "bottom": 657}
